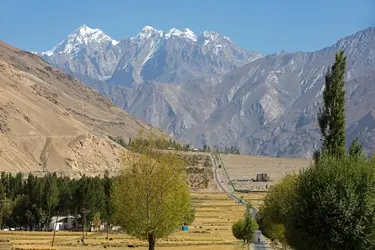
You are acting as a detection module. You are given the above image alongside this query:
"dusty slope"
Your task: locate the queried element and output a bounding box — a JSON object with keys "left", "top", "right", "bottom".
{"left": 0, "top": 41, "right": 159, "bottom": 176}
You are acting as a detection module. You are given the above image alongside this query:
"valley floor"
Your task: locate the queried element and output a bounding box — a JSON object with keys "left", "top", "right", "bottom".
{"left": 0, "top": 192, "right": 265, "bottom": 250}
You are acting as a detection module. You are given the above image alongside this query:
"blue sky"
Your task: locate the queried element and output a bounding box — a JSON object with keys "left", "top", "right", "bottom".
{"left": 1, "top": 0, "right": 374, "bottom": 54}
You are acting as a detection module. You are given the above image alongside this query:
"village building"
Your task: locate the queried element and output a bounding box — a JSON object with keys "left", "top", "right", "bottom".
{"left": 49, "top": 216, "right": 77, "bottom": 231}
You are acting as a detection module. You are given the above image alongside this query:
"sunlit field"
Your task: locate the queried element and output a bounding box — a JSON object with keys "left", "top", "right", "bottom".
{"left": 0, "top": 192, "right": 251, "bottom": 250}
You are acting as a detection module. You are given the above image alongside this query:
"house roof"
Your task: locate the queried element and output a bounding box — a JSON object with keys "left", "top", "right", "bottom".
{"left": 51, "top": 215, "right": 75, "bottom": 223}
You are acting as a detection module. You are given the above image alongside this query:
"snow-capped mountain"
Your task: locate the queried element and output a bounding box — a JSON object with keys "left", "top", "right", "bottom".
{"left": 38, "top": 24, "right": 121, "bottom": 80}
{"left": 165, "top": 28, "right": 197, "bottom": 41}
{"left": 39, "top": 25, "right": 375, "bottom": 158}
{"left": 40, "top": 25, "right": 262, "bottom": 84}
{"left": 41, "top": 24, "right": 118, "bottom": 56}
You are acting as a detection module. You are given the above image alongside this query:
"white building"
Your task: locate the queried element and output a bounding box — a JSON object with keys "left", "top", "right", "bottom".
{"left": 49, "top": 216, "right": 77, "bottom": 231}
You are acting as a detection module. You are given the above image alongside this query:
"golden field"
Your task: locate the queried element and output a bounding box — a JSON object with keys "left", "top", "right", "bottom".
{"left": 0, "top": 192, "right": 256, "bottom": 250}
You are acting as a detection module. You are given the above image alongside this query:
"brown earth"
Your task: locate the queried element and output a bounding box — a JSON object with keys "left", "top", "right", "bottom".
{"left": 220, "top": 154, "right": 311, "bottom": 190}
{"left": 0, "top": 41, "right": 162, "bottom": 176}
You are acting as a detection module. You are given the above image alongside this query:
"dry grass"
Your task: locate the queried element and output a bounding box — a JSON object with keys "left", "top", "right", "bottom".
{"left": 235, "top": 192, "right": 267, "bottom": 207}
{"left": 0, "top": 192, "right": 248, "bottom": 250}
{"left": 58, "top": 246, "right": 247, "bottom": 250}
{"left": 12, "top": 246, "right": 56, "bottom": 250}
{"left": 220, "top": 154, "right": 310, "bottom": 190}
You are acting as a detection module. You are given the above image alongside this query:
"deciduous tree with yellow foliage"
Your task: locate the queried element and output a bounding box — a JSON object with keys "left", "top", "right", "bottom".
{"left": 113, "top": 135, "right": 194, "bottom": 250}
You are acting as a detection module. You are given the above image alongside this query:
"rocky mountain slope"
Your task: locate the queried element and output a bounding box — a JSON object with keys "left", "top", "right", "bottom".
{"left": 0, "top": 41, "right": 158, "bottom": 176}
{"left": 39, "top": 26, "right": 375, "bottom": 157}
{"left": 38, "top": 25, "right": 263, "bottom": 136}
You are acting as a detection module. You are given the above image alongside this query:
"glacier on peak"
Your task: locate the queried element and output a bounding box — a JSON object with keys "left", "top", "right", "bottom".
{"left": 142, "top": 25, "right": 157, "bottom": 32}
{"left": 165, "top": 28, "right": 197, "bottom": 42}
{"left": 132, "top": 26, "right": 164, "bottom": 42}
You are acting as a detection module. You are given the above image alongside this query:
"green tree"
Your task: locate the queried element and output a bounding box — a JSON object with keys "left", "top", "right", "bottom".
{"left": 183, "top": 207, "right": 195, "bottom": 225}
{"left": 113, "top": 136, "right": 193, "bottom": 250}
{"left": 103, "top": 170, "right": 113, "bottom": 239}
{"left": 285, "top": 154, "right": 375, "bottom": 249}
{"left": 243, "top": 212, "right": 258, "bottom": 244}
{"left": 348, "top": 137, "right": 364, "bottom": 159}
{"left": 44, "top": 174, "right": 60, "bottom": 227}
{"left": 232, "top": 219, "right": 245, "bottom": 243}
{"left": 318, "top": 50, "right": 347, "bottom": 158}
{"left": 232, "top": 205, "right": 258, "bottom": 244}
{"left": 259, "top": 173, "right": 298, "bottom": 249}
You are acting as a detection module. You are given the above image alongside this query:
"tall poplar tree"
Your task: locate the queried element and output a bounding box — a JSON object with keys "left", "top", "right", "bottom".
{"left": 318, "top": 50, "right": 347, "bottom": 158}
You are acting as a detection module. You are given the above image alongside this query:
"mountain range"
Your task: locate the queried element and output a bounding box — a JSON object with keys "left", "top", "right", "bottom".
{"left": 37, "top": 25, "right": 375, "bottom": 158}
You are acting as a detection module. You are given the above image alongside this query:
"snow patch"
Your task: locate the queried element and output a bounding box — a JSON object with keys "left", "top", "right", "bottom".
{"left": 41, "top": 51, "right": 54, "bottom": 57}
{"left": 142, "top": 39, "right": 158, "bottom": 66}
{"left": 132, "top": 26, "right": 164, "bottom": 42}
{"left": 240, "top": 109, "right": 246, "bottom": 119}
{"left": 203, "top": 30, "right": 220, "bottom": 41}
{"left": 165, "top": 28, "right": 197, "bottom": 42}
{"left": 214, "top": 44, "right": 223, "bottom": 55}
{"left": 315, "top": 84, "right": 325, "bottom": 98}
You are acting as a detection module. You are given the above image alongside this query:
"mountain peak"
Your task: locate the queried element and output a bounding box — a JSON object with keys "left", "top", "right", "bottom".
{"left": 76, "top": 24, "right": 90, "bottom": 31}
{"left": 142, "top": 25, "right": 157, "bottom": 32}
{"left": 41, "top": 24, "right": 118, "bottom": 56}
{"left": 165, "top": 28, "right": 197, "bottom": 42}
{"left": 202, "top": 30, "right": 221, "bottom": 40}
{"left": 133, "top": 26, "right": 164, "bottom": 41}
{"left": 70, "top": 24, "right": 113, "bottom": 42}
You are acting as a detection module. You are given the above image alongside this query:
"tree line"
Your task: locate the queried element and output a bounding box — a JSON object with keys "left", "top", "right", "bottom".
{"left": 108, "top": 135, "right": 191, "bottom": 151}
{"left": 259, "top": 51, "right": 375, "bottom": 249}
{"left": 0, "top": 171, "right": 113, "bottom": 231}
{"left": 109, "top": 134, "right": 240, "bottom": 155}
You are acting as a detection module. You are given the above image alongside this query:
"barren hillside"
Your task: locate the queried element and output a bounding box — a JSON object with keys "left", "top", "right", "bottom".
{"left": 0, "top": 41, "right": 160, "bottom": 176}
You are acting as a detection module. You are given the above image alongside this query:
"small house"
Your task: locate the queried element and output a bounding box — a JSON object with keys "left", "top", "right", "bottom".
{"left": 49, "top": 216, "right": 77, "bottom": 231}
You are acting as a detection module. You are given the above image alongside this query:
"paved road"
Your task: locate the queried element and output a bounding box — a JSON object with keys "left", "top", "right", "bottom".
{"left": 209, "top": 153, "right": 273, "bottom": 250}
{"left": 250, "top": 230, "right": 273, "bottom": 250}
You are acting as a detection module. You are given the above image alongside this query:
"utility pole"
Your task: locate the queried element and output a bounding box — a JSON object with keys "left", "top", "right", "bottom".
{"left": 106, "top": 216, "right": 109, "bottom": 241}
{"left": 0, "top": 197, "right": 10, "bottom": 231}
{"left": 51, "top": 214, "right": 59, "bottom": 247}
{"left": 81, "top": 208, "right": 90, "bottom": 245}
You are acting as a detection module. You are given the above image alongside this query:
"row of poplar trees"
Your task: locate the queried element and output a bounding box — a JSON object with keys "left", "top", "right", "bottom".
{"left": 259, "top": 50, "right": 375, "bottom": 250}
{"left": 0, "top": 171, "right": 113, "bottom": 230}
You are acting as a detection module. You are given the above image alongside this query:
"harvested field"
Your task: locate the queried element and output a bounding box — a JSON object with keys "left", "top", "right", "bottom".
{"left": 0, "top": 192, "right": 247, "bottom": 250}
{"left": 220, "top": 154, "right": 311, "bottom": 190}
{"left": 234, "top": 192, "right": 267, "bottom": 207}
